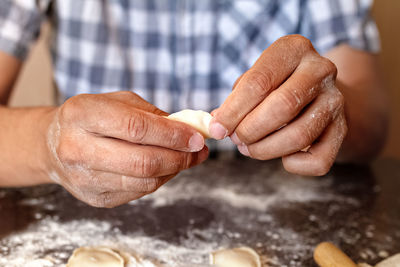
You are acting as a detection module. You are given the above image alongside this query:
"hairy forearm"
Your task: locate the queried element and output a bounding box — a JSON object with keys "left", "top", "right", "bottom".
{"left": 0, "top": 105, "right": 56, "bottom": 186}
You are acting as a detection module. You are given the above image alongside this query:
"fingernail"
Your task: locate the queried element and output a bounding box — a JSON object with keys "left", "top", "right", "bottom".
{"left": 189, "top": 132, "right": 205, "bottom": 152}
{"left": 209, "top": 121, "right": 228, "bottom": 140}
{"left": 238, "top": 144, "right": 250, "bottom": 156}
{"left": 230, "top": 132, "right": 243, "bottom": 145}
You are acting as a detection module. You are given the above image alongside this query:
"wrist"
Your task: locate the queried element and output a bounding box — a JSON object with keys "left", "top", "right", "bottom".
{"left": 0, "top": 106, "right": 58, "bottom": 186}
{"left": 34, "top": 106, "right": 59, "bottom": 184}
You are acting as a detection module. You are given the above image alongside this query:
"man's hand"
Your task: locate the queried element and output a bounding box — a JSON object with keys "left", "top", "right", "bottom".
{"left": 45, "top": 92, "right": 208, "bottom": 207}
{"left": 210, "top": 35, "right": 347, "bottom": 176}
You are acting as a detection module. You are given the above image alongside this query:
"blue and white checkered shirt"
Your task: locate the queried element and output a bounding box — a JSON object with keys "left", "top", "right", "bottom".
{"left": 0, "top": 0, "right": 379, "bottom": 151}
{"left": 0, "top": 0, "right": 379, "bottom": 110}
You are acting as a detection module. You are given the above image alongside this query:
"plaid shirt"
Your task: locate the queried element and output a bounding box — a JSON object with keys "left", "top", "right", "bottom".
{"left": 0, "top": 0, "right": 379, "bottom": 151}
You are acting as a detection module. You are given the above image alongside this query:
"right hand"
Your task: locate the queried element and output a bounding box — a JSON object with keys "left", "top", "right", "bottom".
{"left": 45, "top": 92, "right": 208, "bottom": 208}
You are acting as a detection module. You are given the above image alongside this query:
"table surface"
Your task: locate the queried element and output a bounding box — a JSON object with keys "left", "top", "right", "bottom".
{"left": 1, "top": 157, "right": 400, "bottom": 267}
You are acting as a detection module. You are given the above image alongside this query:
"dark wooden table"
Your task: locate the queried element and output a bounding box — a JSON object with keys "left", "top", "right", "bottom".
{"left": 1, "top": 157, "right": 399, "bottom": 266}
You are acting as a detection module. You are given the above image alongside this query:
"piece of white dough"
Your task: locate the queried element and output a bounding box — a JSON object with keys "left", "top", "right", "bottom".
{"left": 376, "top": 254, "right": 400, "bottom": 267}
{"left": 210, "top": 247, "right": 262, "bottom": 267}
{"left": 167, "top": 109, "right": 213, "bottom": 138}
{"left": 66, "top": 247, "right": 125, "bottom": 267}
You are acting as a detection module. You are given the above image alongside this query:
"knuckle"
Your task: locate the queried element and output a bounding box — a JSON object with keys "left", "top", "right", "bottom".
{"left": 276, "top": 90, "right": 302, "bottom": 113}
{"left": 328, "top": 90, "right": 345, "bottom": 117}
{"left": 117, "top": 91, "right": 136, "bottom": 98}
{"left": 116, "top": 91, "right": 145, "bottom": 103}
{"left": 127, "top": 112, "right": 148, "bottom": 142}
{"left": 168, "top": 128, "right": 184, "bottom": 148}
{"left": 132, "top": 153, "right": 160, "bottom": 177}
{"left": 302, "top": 56, "right": 337, "bottom": 80}
{"left": 141, "top": 178, "right": 162, "bottom": 194}
{"left": 233, "top": 74, "right": 244, "bottom": 90}
{"left": 59, "top": 95, "right": 83, "bottom": 121}
{"left": 319, "top": 57, "right": 337, "bottom": 78}
{"left": 295, "top": 126, "right": 314, "bottom": 149}
{"left": 245, "top": 69, "right": 274, "bottom": 96}
{"left": 91, "top": 192, "right": 117, "bottom": 208}
{"left": 176, "top": 152, "right": 193, "bottom": 170}
{"left": 235, "top": 125, "right": 253, "bottom": 144}
{"left": 57, "top": 137, "right": 80, "bottom": 165}
{"left": 285, "top": 34, "right": 314, "bottom": 51}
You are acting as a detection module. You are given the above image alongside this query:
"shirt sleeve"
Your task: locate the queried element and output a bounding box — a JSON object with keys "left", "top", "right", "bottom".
{"left": 299, "top": 0, "right": 380, "bottom": 54}
{"left": 0, "top": 0, "right": 51, "bottom": 60}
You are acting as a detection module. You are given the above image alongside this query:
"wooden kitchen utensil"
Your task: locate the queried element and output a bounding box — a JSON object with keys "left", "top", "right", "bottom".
{"left": 314, "top": 242, "right": 358, "bottom": 267}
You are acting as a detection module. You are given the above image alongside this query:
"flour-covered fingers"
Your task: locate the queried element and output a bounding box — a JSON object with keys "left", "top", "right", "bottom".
{"left": 233, "top": 57, "right": 335, "bottom": 145}
{"left": 210, "top": 35, "right": 316, "bottom": 140}
{"left": 49, "top": 92, "right": 210, "bottom": 208}
{"left": 56, "top": 135, "right": 209, "bottom": 178}
{"left": 56, "top": 159, "right": 180, "bottom": 208}
{"left": 81, "top": 173, "right": 176, "bottom": 208}
{"left": 59, "top": 94, "right": 205, "bottom": 152}
{"left": 83, "top": 191, "right": 146, "bottom": 208}
{"left": 88, "top": 171, "right": 175, "bottom": 193}
{"left": 282, "top": 113, "right": 347, "bottom": 176}
{"left": 64, "top": 168, "right": 176, "bottom": 195}
{"left": 239, "top": 88, "right": 345, "bottom": 160}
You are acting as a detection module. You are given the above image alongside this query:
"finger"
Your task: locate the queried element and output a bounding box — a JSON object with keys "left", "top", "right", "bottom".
{"left": 233, "top": 56, "right": 336, "bottom": 145}
{"left": 232, "top": 73, "right": 245, "bottom": 91}
{"left": 79, "top": 176, "right": 173, "bottom": 208}
{"left": 282, "top": 112, "right": 347, "bottom": 176}
{"left": 85, "top": 171, "right": 175, "bottom": 194}
{"left": 64, "top": 95, "right": 205, "bottom": 152}
{"left": 61, "top": 169, "right": 176, "bottom": 208}
{"left": 210, "top": 35, "right": 316, "bottom": 139}
{"left": 104, "top": 91, "right": 168, "bottom": 116}
{"left": 118, "top": 173, "right": 175, "bottom": 192}
{"left": 94, "top": 190, "right": 159, "bottom": 208}
{"left": 84, "top": 173, "right": 176, "bottom": 207}
{"left": 211, "top": 73, "right": 244, "bottom": 117}
{"left": 57, "top": 134, "right": 209, "bottom": 178}
{"left": 239, "top": 88, "right": 344, "bottom": 160}
{"left": 86, "top": 191, "right": 146, "bottom": 208}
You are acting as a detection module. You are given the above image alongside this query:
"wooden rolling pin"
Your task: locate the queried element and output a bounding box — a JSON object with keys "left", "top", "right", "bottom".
{"left": 314, "top": 242, "right": 358, "bottom": 267}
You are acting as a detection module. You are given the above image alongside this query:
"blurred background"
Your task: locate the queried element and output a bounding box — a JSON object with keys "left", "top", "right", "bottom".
{"left": 9, "top": 1, "right": 400, "bottom": 160}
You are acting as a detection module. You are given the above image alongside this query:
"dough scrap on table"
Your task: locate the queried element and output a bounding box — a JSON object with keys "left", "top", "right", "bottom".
{"left": 210, "top": 247, "right": 262, "bottom": 267}
{"left": 66, "top": 247, "right": 125, "bottom": 267}
{"left": 375, "top": 253, "right": 400, "bottom": 267}
{"left": 167, "top": 109, "right": 213, "bottom": 139}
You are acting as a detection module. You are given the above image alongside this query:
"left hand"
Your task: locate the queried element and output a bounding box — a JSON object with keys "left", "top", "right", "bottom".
{"left": 210, "top": 35, "right": 347, "bottom": 176}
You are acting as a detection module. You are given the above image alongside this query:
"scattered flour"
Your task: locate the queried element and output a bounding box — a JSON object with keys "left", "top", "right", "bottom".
{"left": 0, "top": 218, "right": 223, "bottom": 267}
{"left": 1, "top": 159, "right": 391, "bottom": 267}
{"left": 144, "top": 172, "right": 339, "bottom": 211}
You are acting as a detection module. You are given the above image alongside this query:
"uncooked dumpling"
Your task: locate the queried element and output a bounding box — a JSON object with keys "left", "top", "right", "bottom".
{"left": 167, "top": 109, "right": 213, "bottom": 138}
{"left": 210, "top": 247, "right": 261, "bottom": 267}
{"left": 376, "top": 254, "right": 400, "bottom": 267}
{"left": 67, "top": 247, "right": 125, "bottom": 267}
